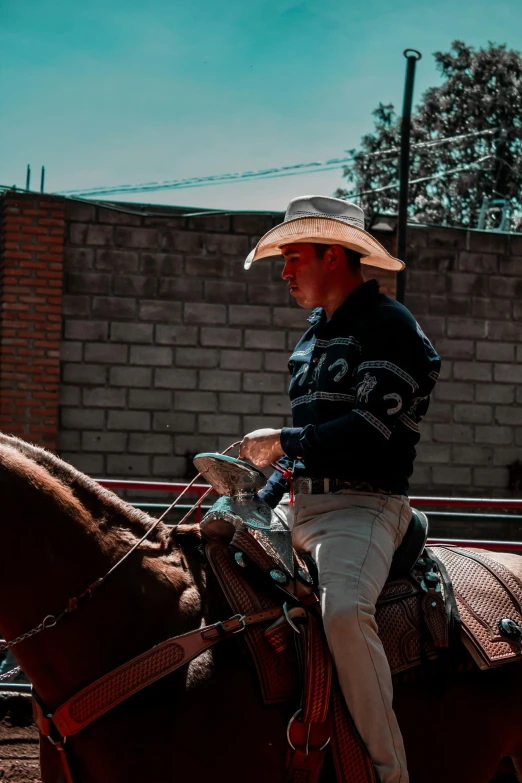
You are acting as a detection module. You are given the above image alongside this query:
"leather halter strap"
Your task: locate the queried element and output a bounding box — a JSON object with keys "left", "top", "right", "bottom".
{"left": 33, "top": 607, "right": 283, "bottom": 742}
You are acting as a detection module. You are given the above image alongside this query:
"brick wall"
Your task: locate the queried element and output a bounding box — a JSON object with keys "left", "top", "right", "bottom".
{"left": 56, "top": 200, "right": 522, "bottom": 497}
{"left": 1, "top": 192, "right": 520, "bottom": 500}
{"left": 405, "top": 227, "right": 522, "bottom": 497}
{"left": 0, "top": 191, "right": 65, "bottom": 448}
{"left": 58, "top": 199, "right": 396, "bottom": 479}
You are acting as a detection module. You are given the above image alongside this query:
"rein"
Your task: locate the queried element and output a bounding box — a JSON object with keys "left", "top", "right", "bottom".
{"left": 0, "top": 441, "right": 240, "bottom": 655}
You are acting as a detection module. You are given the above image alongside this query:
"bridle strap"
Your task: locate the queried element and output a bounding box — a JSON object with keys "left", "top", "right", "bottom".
{"left": 1, "top": 441, "right": 240, "bottom": 654}
{"left": 33, "top": 606, "right": 284, "bottom": 742}
{"left": 32, "top": 697, "right": 75, "bottom": 783}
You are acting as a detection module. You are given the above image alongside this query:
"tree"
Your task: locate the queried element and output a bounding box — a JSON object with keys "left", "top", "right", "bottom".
{"left": 336, "top": 41, "right": 522, "bottom": 230}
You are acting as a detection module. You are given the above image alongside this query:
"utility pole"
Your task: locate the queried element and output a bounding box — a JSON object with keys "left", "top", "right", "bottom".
{"left": 25, "top": 164, "right": 31, "bottom": 191}
{"left": 396, "top": 49, "right": 422, "bottom": 304}
{"left": 40, "top": 166, "right": 46, "bottom": 193}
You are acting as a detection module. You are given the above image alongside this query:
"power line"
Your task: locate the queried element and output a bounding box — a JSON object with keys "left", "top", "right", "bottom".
{"left": 56, "top": 157, "right": 355, "bottom": 197}
{"left": 353, "top": 127, "right": 499, "bottom": 159}
{"left": 343, "top": 154, "right": 520, "bottom": 200}
{"left": 55, "top": 128, "right": 500, "bottom": 198}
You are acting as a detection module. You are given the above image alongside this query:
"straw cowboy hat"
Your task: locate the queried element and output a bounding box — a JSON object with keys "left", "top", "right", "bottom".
{"left": 244, "top": 195, "right": 404, "bottom": 272}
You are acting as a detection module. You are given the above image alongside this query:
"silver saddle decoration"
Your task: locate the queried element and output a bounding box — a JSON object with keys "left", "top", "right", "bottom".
{"left": 193, "top": 453, "right": 295, "bottom": 577}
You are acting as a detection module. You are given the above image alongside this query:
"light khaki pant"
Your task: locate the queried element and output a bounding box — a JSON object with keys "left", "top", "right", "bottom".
{"left": 287, "top": 491, "right": 412, "bottom": 783}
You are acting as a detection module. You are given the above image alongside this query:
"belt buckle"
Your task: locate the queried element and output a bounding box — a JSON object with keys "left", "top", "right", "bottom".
{"left": 296, "top": 477, "right": 312, "bottom": 495}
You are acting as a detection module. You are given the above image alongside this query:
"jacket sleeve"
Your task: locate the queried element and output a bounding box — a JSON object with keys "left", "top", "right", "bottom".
{"left": 258, "top": 455, "right": 293, "bottom": 509}
{"left": 280, "top": 316, "right": 436, "bottom": 472}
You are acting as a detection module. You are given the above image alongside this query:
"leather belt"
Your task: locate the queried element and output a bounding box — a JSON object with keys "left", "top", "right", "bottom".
{"left": 293, "top": 477, "right": 393, "bottom": 495}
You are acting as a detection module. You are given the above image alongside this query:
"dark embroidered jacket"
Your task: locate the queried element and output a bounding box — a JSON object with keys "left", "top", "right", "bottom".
{"left": 260, "top": 279, "right": 441, "bottom": 507}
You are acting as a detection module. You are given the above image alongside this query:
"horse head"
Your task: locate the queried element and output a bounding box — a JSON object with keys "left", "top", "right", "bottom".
{"left": 0, "top": 434, "right": 205, "bottom": 713}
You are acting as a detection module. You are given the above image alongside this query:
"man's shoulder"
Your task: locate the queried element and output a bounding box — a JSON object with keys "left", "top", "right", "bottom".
{"left": 369, "top": 292, "right": 418, "bottom": 333}
{"left": 372, "top": 294, "right": 440, "bottom": 365}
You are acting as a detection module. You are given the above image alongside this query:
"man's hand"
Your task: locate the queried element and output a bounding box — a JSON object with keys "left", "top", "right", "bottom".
{"left": 239, "top": 428, "right": 284, "bottom": 469}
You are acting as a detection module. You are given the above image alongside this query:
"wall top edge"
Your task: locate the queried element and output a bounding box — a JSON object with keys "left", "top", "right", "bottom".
{"left": 2, "top": 189, "right": 520, "bottom": 239}
{"left": 408, "top": 221, "right": 522, "bottom": 238}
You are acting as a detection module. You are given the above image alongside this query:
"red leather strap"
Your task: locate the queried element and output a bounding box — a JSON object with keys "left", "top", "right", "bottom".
{"left": 301, "top": 613, "right": 332, "bottom": 724}
{"left": 41, "top": 608, "right": 282, "bottom": 740}
{"left": 54, "top": 742, "right": 75, "bottom": 783}
{"left": 206, "top": 541, "right": 299, "bottom": 704}
{"left": 329, "top": 685, "right": 377, "bottom": 783}
{"left": 286, "top": 715, "right": 331, "bottom": 783}
{"left": 33, "top": 697, "right": 75, "bottom": 783}
{"left": 286, "top": 613, "right": 333, "bottom": 783}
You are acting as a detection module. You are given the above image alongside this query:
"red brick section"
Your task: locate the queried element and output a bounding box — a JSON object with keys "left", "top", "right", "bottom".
{"left": 0, "top": 191, "right": 66, "bottom": 449}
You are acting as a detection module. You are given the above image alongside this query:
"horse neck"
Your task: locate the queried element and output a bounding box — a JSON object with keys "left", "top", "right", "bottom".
{"left": 0, "top": 492, "right": 204, "bottom": 712}
{"left": 0, "top": 488, "right": 114, "bottom": 697}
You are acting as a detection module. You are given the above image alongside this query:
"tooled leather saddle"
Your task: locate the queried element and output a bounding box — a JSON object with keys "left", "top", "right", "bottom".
{"left": 195, "top": 453, "right": 522, "bottom": 783}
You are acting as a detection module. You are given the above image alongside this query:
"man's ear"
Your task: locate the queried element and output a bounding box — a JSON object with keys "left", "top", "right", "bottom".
{"left": 325, "top": 245, "right": 345, "bottom": 269}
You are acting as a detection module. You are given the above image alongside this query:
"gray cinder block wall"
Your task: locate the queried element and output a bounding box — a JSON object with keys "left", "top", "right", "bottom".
{"left": 58, "top": 199, "right": 522, "bottom": 499}
{"left": 59, "top": 203, "right": 299, "bottom": 480}
{"left": 404, "top": 228, "right": 522, "bottom": 497}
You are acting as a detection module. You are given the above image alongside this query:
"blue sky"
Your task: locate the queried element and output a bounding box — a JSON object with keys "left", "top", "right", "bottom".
{"left": 1, "top": 0, "right": 521, "bottom": 211}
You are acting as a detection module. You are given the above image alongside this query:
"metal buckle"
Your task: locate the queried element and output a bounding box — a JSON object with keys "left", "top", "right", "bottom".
{"left": 286, "top": 708, "right": 330, "bottom": 755}
{"left": 44, "top": 715, "right": 67, "bottom": 747}
{"left": 228, "top": 614, "right": 246, "bottom": 635}
{"left": 286, "top": 708, "right": 303, "bottom": 751}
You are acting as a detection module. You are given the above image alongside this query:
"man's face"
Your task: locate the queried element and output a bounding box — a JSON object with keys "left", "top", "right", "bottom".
{"left": 281, "top": 243, "right": 330, "bottom": 310}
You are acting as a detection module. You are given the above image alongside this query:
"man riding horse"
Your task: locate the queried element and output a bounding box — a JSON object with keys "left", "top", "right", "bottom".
{"left": 239, "top": 195, "right": 441, "bottom": 783}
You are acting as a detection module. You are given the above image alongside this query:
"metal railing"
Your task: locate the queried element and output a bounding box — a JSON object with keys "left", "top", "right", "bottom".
{"left": 97, "top": 478, "right": 522, "bottom": 551}
{"left": 2, "top": 482, "right": 521, "bottom": 693}
{"left": 98, "top": 479, "right": 213, "bottom": 523}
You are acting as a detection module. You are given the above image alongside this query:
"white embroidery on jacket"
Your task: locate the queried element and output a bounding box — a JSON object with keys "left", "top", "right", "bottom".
{"left": 289, "top": 343, "right": 315, "bottom": 360}
{"left": 353, "top": 409, "right": 392, "bottom": 439}
{"left": 408, "top": 394, "right": 430, "bottom": 416}
{"left": 328, "top": 358, "right": 349, "bottom": 382}
{"left": 290, "top": 335, "right": 361, "bottom": 363}
{"left": 356, "top": 372, "right": 377, "bottom": 402}
{"left": 312, "top": 353, "right": 326, "bottom": 381}
{"left": 383, "top": 393, "right": 402, "bottom": 415}
{"left": 295, "top": 364, "right": 309, "bottom": 387}
{"left": 291, "top": 391, "right": 356, "bottom": 408}
{"left": 357, "top": 361, "right": 419, "bottom": 391}
{"left": 399, "top": 413, "right": 420, "bottom": 433}
{"left": 315, "top": 336, "right": 362, "bottom": 352}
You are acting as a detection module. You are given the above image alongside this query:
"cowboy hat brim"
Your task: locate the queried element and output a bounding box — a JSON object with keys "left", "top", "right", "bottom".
{"left": 244, "top": 216, "right": 404, "bottom": 272}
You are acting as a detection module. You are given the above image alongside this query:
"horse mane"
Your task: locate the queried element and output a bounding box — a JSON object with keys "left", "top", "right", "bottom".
{"left": 0, "top": 434, "right": 202, "bottom": 562}
{"left": 0, "top": 441, "right": 93, "bottom": 529}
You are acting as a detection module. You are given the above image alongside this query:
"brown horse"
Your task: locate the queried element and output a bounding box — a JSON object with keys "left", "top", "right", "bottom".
{"left": 0, "top": 432, "right": 520, "bottom": 783}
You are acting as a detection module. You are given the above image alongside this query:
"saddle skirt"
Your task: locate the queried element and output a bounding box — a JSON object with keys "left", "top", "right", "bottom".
{"left": 430, "top": 546, "right": 522, "bottom": 669}
{"left": 206, "top": 522, "right": 522, "bottom": 697}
